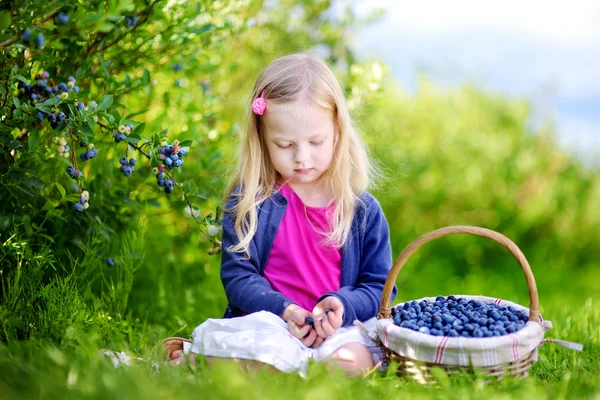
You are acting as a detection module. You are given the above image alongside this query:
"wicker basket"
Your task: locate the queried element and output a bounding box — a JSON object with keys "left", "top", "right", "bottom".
{"left": 377, "top": 226, "right": 543, "bottom": 384}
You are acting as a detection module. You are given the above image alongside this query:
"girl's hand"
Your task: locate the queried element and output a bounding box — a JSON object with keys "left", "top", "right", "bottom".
{"left": 312, "top": 296, "right": 344, "bottom": 343}
{"left": 283, "top": 304, "right": 319, "bottom": 348}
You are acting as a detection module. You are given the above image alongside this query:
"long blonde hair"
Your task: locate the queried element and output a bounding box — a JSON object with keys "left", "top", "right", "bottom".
{"left": 225, "top": 53, "right": 373, "bottom": 256}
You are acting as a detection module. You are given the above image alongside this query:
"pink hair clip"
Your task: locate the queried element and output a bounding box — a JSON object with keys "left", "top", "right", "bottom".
{"left": 252, "top": 90, "right": 267, "bottom": 115}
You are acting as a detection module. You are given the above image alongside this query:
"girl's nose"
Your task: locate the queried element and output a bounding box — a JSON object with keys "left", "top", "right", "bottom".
{"left": 294, "top": 145, "right": 311, "bottom": 163}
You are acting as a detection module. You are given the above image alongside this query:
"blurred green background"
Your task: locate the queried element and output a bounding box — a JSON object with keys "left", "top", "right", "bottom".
{"left": 0, "top": 0, "right": 598, "bottom": 398}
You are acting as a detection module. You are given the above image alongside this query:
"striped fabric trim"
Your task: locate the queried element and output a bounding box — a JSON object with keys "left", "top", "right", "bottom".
{"left": 508, "top": 334, "right": 520, "bottom": 360}
{"left": 434, "top": 336, "right": 450, "bottom": 364}
{"left": 383, "top": 323, "right": 393, "bottom": 347}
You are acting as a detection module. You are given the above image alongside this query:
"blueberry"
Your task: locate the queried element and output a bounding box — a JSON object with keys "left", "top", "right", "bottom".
{"left": 172, "top": 62, "right": 183, "bottom": 72}
{"left": 73, "top": 86, "right": 80, "bottom": 93}
{"left": 126, "top": 15, "right": 138, "bottom": 27}
{"left": 35, "top": 33, "right": 45, "bottom": 49}
{"left": 22, "top": 29, "right": 32, "bottom": 42}
{"left": 74, "top": 202, "right": 84, "bottom": 211}
{"left": 119, "top": 157, "right": 128, "bottom": 165}
{"left": 57, "top": 12, "right": 69, "bottom": 25}
{"left": 473, "top": 329, "right": 483, "bottom": 338}
{"left": 106, "top": 257, "right": 115, "bottom": 266}
{"left": 418, "top": 327, "right": 430, "bottom": 334}
{"left": 77, "top": 102, "right": 85, "bottom": 110}
{"left": 179, "top": 148, "right": 187, "bottom": 157}
{"left": 129, "top": 158, "right": 136, "bottom": 166}
{"left": 305, "top": 317, "right": 314, "bottom": 326}
{"left": 164, "top": 186, "right": 173, "bottom": 194}
{"left": 37, "top": 112, "right": 45, "bottom": 121}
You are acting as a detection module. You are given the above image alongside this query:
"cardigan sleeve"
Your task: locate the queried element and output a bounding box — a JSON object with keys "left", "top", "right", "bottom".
{"left": 318, "top": 195, "right": 396, "bottom": 326}
{"left": 220, "top": 192, "right": 296, "bottom": 318}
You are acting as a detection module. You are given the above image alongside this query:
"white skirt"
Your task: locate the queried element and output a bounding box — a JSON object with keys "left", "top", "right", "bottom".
{"left": 183, "top": 311, "right": 377, "bottom": 376}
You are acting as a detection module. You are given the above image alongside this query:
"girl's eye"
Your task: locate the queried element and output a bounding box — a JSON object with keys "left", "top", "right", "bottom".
{"left": 276, "top": 143, "right": 292, "bottom": 149}
{"left": 311, "top": 141, "right": 324, "bottom": 146}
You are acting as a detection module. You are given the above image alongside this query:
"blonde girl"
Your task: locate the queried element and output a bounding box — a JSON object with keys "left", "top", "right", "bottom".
{"left": 165, "top": 53, "right": 395, "bottom": 376}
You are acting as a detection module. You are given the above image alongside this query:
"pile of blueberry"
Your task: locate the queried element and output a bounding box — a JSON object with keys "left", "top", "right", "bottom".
{"left": 80, "top": 144, "right": 98, "bottom": 161}
{"left": 158, "top": 140, "right": 187, "bottom": 169}
{"left": 74, "top": 191, "right": 90, "bottom": 212}
{"left": 18, "top": 72, "right": 85, "bottom": 129}
{"left": 119, "top": 157, "right": 136, "bottom": 177}
{"left": 114, "top": 124, "right": 132, "bottom": 143}
{"left": 154, "top": 166, "right": 175, "bottom": 194}
{"left": 391, "top": 296, "right": 529, "bottom": 338}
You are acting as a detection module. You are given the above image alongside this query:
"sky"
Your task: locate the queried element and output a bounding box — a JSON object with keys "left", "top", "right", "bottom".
{"left": 351, "top": 0, "right": 600, "bottom": 162}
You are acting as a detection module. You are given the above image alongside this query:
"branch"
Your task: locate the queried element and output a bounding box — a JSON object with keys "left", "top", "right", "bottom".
{"left": 97, "top": 120, "right": 151, "bottom": 158}
{"left": 85, "top": 0, "right": 162, "bottom": 58}
{"left": 164, "top": 169, "right": 219, "bottom": 246}
{"left": 0, "top": 9, "right": 62, "bottom": 48}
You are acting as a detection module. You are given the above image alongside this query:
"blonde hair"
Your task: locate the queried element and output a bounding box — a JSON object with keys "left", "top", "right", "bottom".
{"left": 224, "top": 53, "right": 373, "bottom": 256}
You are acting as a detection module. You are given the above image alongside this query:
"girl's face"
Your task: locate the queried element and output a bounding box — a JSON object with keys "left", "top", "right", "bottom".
{"left": 263, "top": 95, "right": 336, "bottom": 192}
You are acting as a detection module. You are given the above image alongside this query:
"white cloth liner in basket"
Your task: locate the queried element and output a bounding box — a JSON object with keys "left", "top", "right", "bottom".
{"left": 370, "top": 295, "right": 583, "bottom": 367}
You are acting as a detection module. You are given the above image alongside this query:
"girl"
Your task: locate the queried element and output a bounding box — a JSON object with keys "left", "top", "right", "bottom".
{"left": 164, "top": 53, "right": 396, "bottom": 376}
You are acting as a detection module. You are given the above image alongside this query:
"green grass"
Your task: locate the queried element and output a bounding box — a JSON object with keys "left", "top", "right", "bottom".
{"left": 0, "top": 268, "right": 597, "bottom": 400}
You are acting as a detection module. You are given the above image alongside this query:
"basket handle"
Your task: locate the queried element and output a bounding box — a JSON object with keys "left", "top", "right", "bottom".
{"left": 378, "top": 226, "right": 540, "bottom": 323}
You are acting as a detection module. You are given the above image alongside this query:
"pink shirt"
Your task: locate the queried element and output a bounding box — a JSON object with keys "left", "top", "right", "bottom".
{"left": 263, "top": 184, "right": 341, "bottom": 312}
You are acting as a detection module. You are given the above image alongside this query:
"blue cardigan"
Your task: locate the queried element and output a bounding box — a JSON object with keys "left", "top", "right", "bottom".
{"left": 220, "top": 188, "right": 396, "bottom": 327}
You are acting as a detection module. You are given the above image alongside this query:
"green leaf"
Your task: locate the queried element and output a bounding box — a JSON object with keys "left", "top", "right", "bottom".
{"left": 133, "top": 122, "right": 146, "bottom": 136}
{"left": 97, "top": 95, "right": 113, "bottom": 111}
{"left": 14, "top": 75, "right": 29, "bottom": 84}
{"left": 55, "top": 182, "right": 66, "bottom": 198}
{"left": 22, "top": 215, "right": 33, "bottom": 237}
{"left": 179, "top": 140, "right": 193, "bottom": 147}
{"left": 125, "top": 134, "right": 141, "bottom": 144}
{"left": 28, "top": 130, "right": 40, "bottom": 150}
{"left": 125, "top": 109, "right": 148, "bottom": 119}
{"left": 80, "top": 124, "right": 94, "bottom": 138}
{"left": 44, "top": 97, "right": 60, "bottom": 106}
{"left": 96, "top": 22, "right": 115, "bottom": 33}
{"left": 35, "top": 103, "right": 52, "bottom": 114}
{"left": 12, "top": 97, "right": 20, "bottom": 108}
{"left": 0, "top": 11, "right": 11, "bottom": 31}
{"left": 142, "top": 69, "right": 151, "bottom": 85}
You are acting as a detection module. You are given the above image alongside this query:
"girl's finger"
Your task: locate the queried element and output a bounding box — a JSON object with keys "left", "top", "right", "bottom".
{"left": 310, "top": 335, "right": 324, "bottom": 349}
{"left": 321, "top": 315, "right": 336, "bottom": 336}
{"left": 302, "top": 329, "right": 318, "bottom": 347}
{"left": 313, "top": 316, "right": 327, "bottom": 338}
{"left": 327, "top": 310, "right": 343, "bottom": 330}
{"left": 289, "top": 321, "right": 311, "bottom": 339}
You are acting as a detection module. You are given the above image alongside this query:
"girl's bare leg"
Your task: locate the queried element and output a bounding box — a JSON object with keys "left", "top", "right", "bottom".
{"left": 323, "top": 342, "right": 374, "bottom": 377}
